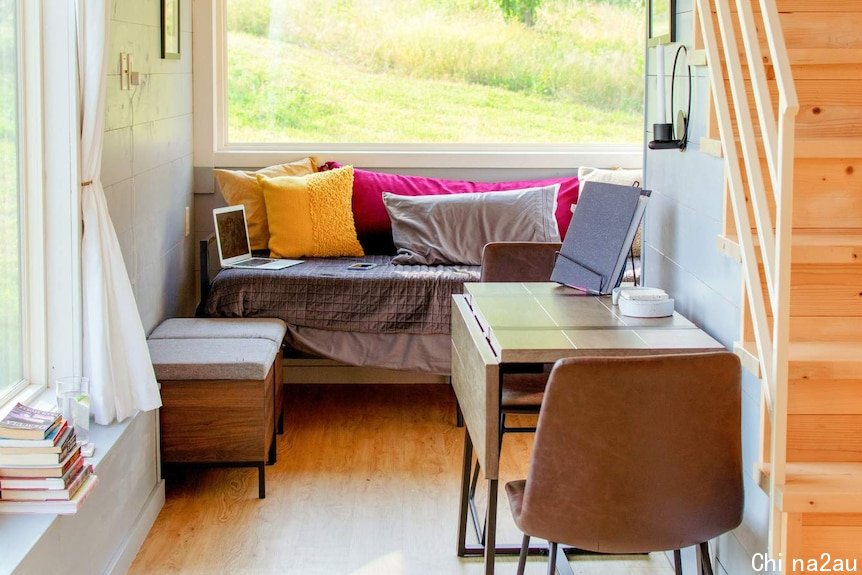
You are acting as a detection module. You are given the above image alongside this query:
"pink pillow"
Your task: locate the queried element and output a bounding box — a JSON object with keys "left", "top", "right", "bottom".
{"left": 319, "top": 162, "right": 579, "bottom": 254}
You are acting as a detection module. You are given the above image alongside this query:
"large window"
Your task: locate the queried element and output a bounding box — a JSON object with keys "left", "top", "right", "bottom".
{"left": 0, "top": 0, "right": 22, "bottom": 400}
{"left": 223, "top": 0, "right": 644, "bottom": 146}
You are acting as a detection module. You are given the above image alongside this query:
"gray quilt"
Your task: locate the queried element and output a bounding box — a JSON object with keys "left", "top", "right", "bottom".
{"left": 204, "top": 256, "right": 481, "bottom": 335}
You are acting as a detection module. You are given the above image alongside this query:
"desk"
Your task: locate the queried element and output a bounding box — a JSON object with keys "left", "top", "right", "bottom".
{"left": 450, "top": 282, "right": 723, "bottom": 575}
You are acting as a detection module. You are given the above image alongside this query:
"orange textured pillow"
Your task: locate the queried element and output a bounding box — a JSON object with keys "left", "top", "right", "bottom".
{"left": 257, "top": 166, "right": 364, "bottom": 258}
{"left": 214, "top": 158, "right": 317, "bottom": 250}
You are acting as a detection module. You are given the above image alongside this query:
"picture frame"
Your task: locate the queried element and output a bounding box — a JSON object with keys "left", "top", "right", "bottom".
{"left": 160, "top": 0, "right": 180, "bottom": 59}
{"left": 647, "top": 0, "right": 674, "bottom": 46}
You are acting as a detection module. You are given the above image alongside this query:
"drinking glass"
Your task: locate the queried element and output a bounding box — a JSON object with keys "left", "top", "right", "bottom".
{"left": 55, "top": 376, "right": 90, "bottom": 446}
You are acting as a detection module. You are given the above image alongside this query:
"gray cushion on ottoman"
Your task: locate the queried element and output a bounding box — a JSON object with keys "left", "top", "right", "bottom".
{"left": 148, "top": 338, "right": 278, "bottom": 381}
{"left": 149, "top": 318, "right": 287, "bottom": 345}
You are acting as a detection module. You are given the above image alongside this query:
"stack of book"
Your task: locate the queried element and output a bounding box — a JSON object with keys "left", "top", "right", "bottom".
{"left": 0, "top": 403, "right": 98, "bottom": 514}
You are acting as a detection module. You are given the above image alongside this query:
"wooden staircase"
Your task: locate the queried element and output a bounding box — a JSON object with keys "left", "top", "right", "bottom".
{"left": 697, "top": 0, "right": 862, "bottom": 571}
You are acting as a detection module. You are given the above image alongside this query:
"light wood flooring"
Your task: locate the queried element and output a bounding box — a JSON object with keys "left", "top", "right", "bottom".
{"left": 131, "top": 384, "right": 673, "bottom": 574}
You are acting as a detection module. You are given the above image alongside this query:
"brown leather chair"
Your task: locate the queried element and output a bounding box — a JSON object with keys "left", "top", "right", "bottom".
{"left": 479, "top": 242, "right": 562, "bottom": 284}
{"left": 505, "top": 352, "right": 743, "bottom": 575}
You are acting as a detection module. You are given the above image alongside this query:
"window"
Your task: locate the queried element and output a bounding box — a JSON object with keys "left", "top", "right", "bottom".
{"left": 0, "top": 1, "right": 78, "bottom": 409}
{"left": 0, "top": 0, "right": 23, "bottom": 402}
{"left": 221, "top": 0, "right": 644, "bottom": 149}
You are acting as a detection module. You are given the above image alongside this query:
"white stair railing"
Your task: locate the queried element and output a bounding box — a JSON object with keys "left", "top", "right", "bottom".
{"left": 695, "top": 0, "right": 798, "bottom": 558}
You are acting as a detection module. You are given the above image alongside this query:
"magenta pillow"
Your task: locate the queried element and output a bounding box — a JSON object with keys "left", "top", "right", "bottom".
{"left": 319, "top": 161, "right": 579, "bottom": 254}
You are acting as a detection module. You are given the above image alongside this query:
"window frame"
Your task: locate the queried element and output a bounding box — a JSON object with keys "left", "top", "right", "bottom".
{"left": 1, "top": 1, "right": 81, "bottom": 409}
{"left": 203, "top": 0, "right": 644, "bottom": 170}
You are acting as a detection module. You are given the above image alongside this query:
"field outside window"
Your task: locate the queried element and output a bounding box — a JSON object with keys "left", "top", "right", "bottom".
{"left": 224, "top": 0, "right": 645, "bottom": 145}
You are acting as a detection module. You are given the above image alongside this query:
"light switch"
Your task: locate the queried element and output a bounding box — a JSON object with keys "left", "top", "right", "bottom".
{"left": 120, "top": 53, "right": 130, "bottom": 90}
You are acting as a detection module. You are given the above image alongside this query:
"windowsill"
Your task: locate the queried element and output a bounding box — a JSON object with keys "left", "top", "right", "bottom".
{"left": 212, "top": 145, "right": 645, "bottom": 170}
{"left": 0, "top": 383, "right": 48, "bottom": 416}
{"left": 0, "top": 390, "right": 141, "bottom": 574}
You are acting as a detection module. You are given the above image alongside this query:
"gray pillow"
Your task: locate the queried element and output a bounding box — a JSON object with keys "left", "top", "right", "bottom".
{"left": 383, "top": 185, "right": 561, "bottom": 266}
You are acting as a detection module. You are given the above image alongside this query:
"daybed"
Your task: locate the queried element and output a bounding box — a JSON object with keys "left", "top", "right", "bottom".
{"left": 200, "top": 162, "right": 642, "bottom": 376}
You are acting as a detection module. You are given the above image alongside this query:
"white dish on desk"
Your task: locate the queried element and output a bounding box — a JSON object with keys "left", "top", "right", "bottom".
{"left": 619, "top": 297, "right": 675, "bottom": 318}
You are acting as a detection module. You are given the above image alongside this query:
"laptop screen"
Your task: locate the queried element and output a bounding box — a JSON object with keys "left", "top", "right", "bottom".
{"left": 214, "top": 208, "right": 251, "bottom": 260}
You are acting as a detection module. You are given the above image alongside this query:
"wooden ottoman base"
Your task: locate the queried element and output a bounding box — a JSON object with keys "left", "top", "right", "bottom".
{"left": 159, "top": 364, "right": 276, "bottom": 499}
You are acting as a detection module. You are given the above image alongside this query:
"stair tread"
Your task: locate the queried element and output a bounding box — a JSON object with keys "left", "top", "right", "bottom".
{"left": 735, "top": 340, "right": 860, "bottom": 379}
{"left": 789, "top": 341, "right": 861, "bottom": 362}
{"left": 796, "top": 137, "right": 862, "bottom": 159}
{"left": 718, "top": 232, "right": 862, "bottom": 265}
{"left": 759, "top": 462, "right": 862, "bottom": 512}
{"left": 735, "top": 340, "right": 860, "bottom": 357}
{"left": 721, "top": 232, "right": 862, "bottom": 246}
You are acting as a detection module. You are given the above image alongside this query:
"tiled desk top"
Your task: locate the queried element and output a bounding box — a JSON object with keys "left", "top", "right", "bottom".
{"left": 462, "top": 283, "right": 721, "bottom": 363}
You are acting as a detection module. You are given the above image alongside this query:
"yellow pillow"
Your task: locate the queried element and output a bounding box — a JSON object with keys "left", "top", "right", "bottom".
{"left": 214, "top": 158, "right": 317, "bottom": 250}
{"left": 257, "top": 166, "right": 364, "bottom": 258}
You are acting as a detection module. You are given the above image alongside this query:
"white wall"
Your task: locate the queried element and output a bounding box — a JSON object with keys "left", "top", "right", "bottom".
{"left": 103, "top": 0, "right": 195, "bottom": 333}
{"left": 643, "top": 1, "right": 770, "bottom": 574}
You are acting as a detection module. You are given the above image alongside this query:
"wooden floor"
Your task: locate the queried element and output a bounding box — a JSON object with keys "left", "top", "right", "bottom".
{"left": 131, "top": 385, "right": 673, "bottom": 574}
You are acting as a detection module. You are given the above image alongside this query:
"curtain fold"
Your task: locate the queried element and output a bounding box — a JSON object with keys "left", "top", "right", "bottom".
{"left": 77, "top": 0, "right": 161, "bottom": 424}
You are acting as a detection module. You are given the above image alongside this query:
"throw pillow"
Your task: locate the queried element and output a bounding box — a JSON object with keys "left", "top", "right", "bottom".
{"left": 577, "top": 167, "right": 644, "bottom": 256}
{"left": 383, "top": 184, "right": 561, "bottom": 266}
{"left": 214, "top": 157, "right": 317, "bottom": 250}
{"left": 257, "top": 166, "right": 364, "bottom": 258}
{"left": 318, "top": 161, "right": 578, "bottom": 254}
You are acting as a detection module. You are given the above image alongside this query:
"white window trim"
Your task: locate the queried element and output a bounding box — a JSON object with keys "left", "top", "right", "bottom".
{"left": 1, "top": 1, "right": 81, "bottom": 409}
{"left": 197, "top": 0, "right": 644, "bottom": 170}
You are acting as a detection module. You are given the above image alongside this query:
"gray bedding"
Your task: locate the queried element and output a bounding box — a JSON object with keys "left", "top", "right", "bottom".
{"left": 205, "top": 255, "right": 481, "bottom": 335}
{"left": 204, "top": 254, "right": 640, "bottom": 374}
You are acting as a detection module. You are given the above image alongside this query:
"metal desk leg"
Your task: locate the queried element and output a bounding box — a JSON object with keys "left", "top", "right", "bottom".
{"left": 484, "top": 479, "right": 498, "bottom": 575}
{"left": 457, "top": 429, "right": 473, "bottom": 556}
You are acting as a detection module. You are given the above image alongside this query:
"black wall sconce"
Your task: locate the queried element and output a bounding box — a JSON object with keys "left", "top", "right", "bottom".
{"left": 649, "top": 44, "right": 691, "bottom": 151}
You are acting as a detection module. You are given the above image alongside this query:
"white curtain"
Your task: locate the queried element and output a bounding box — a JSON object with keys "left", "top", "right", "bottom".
{"left": 77, "top": 0, "right": 161, "bottom": 424}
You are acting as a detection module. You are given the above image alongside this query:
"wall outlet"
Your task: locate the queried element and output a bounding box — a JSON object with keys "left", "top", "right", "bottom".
{"left": 184, "top": 206, "right": 191, "bottom": 237}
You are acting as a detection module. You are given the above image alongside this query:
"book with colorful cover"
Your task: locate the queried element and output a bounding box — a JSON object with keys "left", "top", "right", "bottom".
{"left": 0, "top": 473, "right": 98, "bottom": 514}
{"left": 0, "top": 425, "right": 77, "bottom": 466}
{"left": 0, "top": 453, "right": 85, "bottom": 490}
{"left": 0, "top": 464, "right": 92, "bottom": 501}
{"left": 0, "top": 403, "right": 62, "bottom": 440}
{"left": 0, "top": 423, "right": 71, "bottom": 455}
{"left": 0, "top": 421, "right": 68, "bottom": 449}
{"left": 0, "top": 446, "right": 81, "bottom": 478}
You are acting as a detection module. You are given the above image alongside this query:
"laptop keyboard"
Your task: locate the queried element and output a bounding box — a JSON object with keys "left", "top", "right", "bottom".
{"left": 234, "top": 258, "right": 272, "bottom": 267}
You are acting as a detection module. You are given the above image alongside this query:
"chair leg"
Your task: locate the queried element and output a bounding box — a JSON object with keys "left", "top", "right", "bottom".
{"left": 516, "top": 534, "right": 530, "bottom": 575}
{"left": 456, "top": 403, "right": 464, "bottom": 428}
{"left": 698, "top": 542, "right": 714, "bottom": 575}
{"left": 547, "top": 541, "right": 558, "bottom": 575}
{"left": 257, "top": 463, "right": 265, "bottom": 499}
{"left": 674, "top": 549, "right": 683, "bottom": 575}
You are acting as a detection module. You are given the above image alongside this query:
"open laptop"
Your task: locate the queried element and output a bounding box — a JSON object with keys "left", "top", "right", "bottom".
{"left": 213, "top": 205, "right": 303, "bottom": 270}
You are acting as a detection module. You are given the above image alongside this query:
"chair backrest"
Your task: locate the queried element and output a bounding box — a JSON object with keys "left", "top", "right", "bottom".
{"left": 480, "top": 242, "right": 562, "bottom": 283}
{"left": 518, "top": 352, "right": 743, "bottom": 553}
